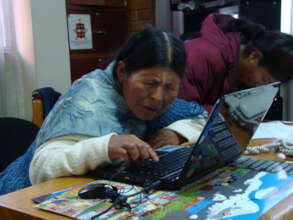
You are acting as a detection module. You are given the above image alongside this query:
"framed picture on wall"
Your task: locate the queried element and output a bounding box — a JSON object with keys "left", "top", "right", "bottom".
{"left": 67, "top": 13, "right": 93, "bottom": 50}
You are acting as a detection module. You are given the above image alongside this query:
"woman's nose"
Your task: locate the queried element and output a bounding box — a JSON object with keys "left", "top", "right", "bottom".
{"left": 150, "top": 86, "right": 164, "bottom": 102}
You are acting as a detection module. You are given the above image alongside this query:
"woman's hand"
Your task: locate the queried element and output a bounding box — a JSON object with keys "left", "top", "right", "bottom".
{"left": 108, "top": 134, "right": 159, "bottom": 163}
{"left": 148, "top": 129, "right": 186, "bottom": 149}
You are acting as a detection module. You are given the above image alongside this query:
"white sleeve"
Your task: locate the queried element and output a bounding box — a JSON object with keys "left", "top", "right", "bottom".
{"left": 165, "top": 118, "right": 207, "bottom": 143}
{"left": 29, "top": 133, "right": 115, "bottom": 184}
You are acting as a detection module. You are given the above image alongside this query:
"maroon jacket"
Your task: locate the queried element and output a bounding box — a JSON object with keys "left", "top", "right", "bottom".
{"left": 178, "top": 13, "right": 240, "bottom": 112}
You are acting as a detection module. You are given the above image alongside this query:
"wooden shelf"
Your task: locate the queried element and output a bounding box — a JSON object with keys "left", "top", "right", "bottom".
{"left": 67, "top": 0, "right": 128, "bottom": 7}
{"left": 66, "top": 0, "right": 154, "bottom": 82}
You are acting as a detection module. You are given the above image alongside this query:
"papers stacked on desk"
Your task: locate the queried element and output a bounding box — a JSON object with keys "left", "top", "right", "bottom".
{"left": 252, "top": 121, "right": 293, "bottom": 139}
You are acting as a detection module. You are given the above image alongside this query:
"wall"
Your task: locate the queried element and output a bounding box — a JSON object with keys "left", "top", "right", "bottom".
{"left": 30, "top": 0, "right": 71, "bottom": 93}
{"left": 13, "top": 0, "right": 71, "bottom": 119}
{"left": 281, "top": 0, "right": 293, "bottom": 120}
{"left": 128, "top": 0, "right": 154, "bottom": 34}
{"left": 289, "top": 0, "right": 293, "bottom": 120}
{"left": 155, "top": 0, "right": 172, "bottom": 32}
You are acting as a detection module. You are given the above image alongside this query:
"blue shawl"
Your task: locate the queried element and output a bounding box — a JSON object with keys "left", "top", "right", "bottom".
{"left": 0, "top": 62, "right": 206, "bottom": 195}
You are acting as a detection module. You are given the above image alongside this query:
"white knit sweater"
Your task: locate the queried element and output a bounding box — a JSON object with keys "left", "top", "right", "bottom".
{"left": 29, "top": 118, "right": 206, "bottom": 184}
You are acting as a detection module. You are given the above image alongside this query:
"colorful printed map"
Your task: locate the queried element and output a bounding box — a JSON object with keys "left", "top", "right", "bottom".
{"left": 35, "top": 167, "right": 293, "bottom": 220}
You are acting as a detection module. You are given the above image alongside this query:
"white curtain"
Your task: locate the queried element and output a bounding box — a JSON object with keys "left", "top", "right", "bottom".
{"left": 0, "top": 0, "right": 26, "bottom": 118}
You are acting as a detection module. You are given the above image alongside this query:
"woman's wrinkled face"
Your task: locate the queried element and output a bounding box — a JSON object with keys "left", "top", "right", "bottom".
{"left": 117, "top": 62, "right": 181, "bottom": 120}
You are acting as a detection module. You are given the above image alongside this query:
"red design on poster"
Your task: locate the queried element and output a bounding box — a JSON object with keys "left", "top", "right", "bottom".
{"left": 74, "top": 19, "right": 87, "bottom": 40}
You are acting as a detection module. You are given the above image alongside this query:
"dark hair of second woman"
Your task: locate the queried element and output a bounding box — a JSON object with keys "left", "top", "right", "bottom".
{"left": 222, "top": 18, "right": 293, "bottom": 82}
{"left": 113, "top": 26, "right": 186, "bottom": 79}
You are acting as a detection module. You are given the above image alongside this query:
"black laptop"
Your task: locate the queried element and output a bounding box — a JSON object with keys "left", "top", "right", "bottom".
{"left": 96, "top": 83, "right": 291, "bottom": 190}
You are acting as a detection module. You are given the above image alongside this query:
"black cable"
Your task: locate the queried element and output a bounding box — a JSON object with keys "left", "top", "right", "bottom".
{"left": 91, "top": 160, "right": 179, "bottom": 219}
{"left": 90, "top": 179, "right": 163, "bottom": 219}
{"left": 90, "top": 203, "right": 116, "bottom": 219}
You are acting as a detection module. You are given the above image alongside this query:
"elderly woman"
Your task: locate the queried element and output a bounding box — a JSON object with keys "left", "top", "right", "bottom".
{"left": 0, "top": 27, "right": 207, "bottom": 195}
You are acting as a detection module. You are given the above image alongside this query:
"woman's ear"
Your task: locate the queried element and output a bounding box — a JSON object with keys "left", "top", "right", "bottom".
{"left": 116, "top": 61, "right": 126, "bottom": 84}
{"left": 248, "top": 50, "right": 263, "bottom": 65}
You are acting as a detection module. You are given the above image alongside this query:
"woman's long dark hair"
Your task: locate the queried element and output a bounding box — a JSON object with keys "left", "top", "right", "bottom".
{"left": 222, "top": 18, "right": 293, "bottom": 82}
{"left": 113, "top": 26, "right": 186, "bottom": 79}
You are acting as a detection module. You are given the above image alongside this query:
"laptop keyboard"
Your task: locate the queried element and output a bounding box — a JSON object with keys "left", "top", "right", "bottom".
{"left": 127, "top": 147, "right": 192, "bottom": 179}
{"left": 98, "top": 147, "right": 193, "bottom": 188}
{"left": 231, "top": 156, "right": 293, "bottom": 174}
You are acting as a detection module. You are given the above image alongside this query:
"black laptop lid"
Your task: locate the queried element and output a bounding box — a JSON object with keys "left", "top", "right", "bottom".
{"left": 181, "top": 83, "right": 280, "bottom": 182}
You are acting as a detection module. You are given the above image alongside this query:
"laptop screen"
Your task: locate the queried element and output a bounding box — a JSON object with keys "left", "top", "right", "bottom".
{"left": 221, "top": 83, "right": 279, "bottom": 152}
{"left": 183, "top": 83, "right": 279, "bottom": 180}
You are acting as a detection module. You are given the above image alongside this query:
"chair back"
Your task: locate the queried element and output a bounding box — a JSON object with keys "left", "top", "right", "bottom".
{"left": 32, "top": 87, "right": 61, "bottom": 127}
{"left": 0, "top": 117, "right": 39, "bottom": 172}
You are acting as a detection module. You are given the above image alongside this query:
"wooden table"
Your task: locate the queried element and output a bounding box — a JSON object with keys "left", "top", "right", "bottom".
{"left": 1, "top": 139, "right": 293, "bottom": 220}
{"left": 0, "top": 177, "right": 95, "bottom": 219}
